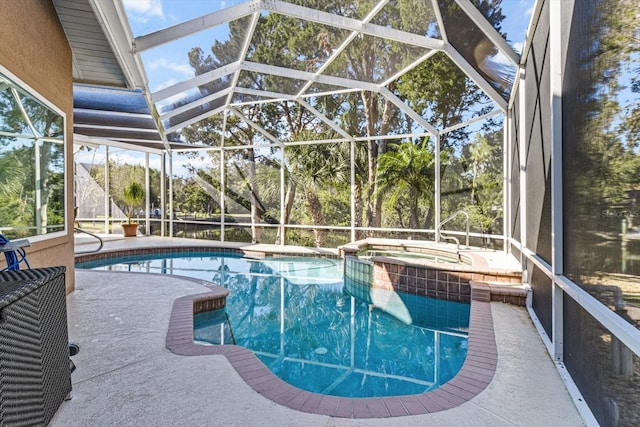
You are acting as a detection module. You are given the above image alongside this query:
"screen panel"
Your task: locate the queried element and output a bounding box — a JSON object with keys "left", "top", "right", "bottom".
{"left": 564, "top": 295, "right": 640, "bottom": 426}
{"left": 562, "top": 0, "right": 640, "bottom": 330}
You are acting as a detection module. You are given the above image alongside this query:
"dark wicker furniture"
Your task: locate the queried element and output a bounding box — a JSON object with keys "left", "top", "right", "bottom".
{"left": 0, "top": 267, "right": 71, "bottom": 426}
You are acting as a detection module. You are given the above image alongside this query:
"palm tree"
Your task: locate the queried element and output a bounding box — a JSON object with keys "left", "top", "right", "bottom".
{"left": 0, "top": 152, "right": 27, "bottom": 236}
{"left": 375, "top": 138, "right": 435, "bottom": 231}
{"left": 0, "top": 152, "right": 25, "bottom": 199}
{"left": 286, "top": 130, "right": 349, "bottom": 247}
{"left": 123, "top": 181, "right": 145, "bottom": 224}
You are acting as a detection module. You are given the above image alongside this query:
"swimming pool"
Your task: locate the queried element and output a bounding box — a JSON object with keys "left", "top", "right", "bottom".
{"left": 78, "top": 252, "right": 470, "bottom": 398}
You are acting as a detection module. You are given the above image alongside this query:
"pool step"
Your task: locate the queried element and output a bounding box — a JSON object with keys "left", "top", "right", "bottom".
{"left": 470, "top": 281, "right": 527, "bottom": 306}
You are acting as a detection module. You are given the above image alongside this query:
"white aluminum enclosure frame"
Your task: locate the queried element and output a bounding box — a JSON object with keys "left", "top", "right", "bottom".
{"left": 99, "top": 0, "right": 519, "bottom": 252}
{"left": 91, "top": 0, "right": 517, "bottom": 143}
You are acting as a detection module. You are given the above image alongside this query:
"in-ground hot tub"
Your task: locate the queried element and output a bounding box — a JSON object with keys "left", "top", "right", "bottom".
{"left": 339, "top": 238, "right": 524, "bottom": 305}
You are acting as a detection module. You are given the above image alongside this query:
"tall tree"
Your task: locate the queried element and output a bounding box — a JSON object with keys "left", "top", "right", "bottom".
{"left": 396, "top": 1, "right": 507, "bottom": 235}
{"left": 286, "top": 130, "right": 348, "bottom": 247}
{"left": 463, "top": 129, "right": 503, "bottom": 235}
{"left": 376, "top": 138, "right": 436, "bottom": 232}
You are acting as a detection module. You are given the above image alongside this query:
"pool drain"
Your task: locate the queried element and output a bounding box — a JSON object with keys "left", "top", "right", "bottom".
{"left": 314, "top": 347, "right": 328, "bottom": 355}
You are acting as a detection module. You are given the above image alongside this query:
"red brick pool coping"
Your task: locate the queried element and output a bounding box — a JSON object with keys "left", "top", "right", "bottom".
{"left": 165, "top": 288, "right": 498, "bottom": 418}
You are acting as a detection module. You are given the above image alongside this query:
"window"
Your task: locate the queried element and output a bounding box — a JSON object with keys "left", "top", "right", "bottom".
{"left": 0, "top": 70, "right": 66, "bottom": 239}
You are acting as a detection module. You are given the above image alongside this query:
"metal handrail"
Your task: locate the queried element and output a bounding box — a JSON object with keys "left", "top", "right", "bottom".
{"left": 438, "top": 210, "right": 470, "bottom": 249}
{"left": 439, "top": 234, "right": 461, "bottom": 251}
{"left": 74, "top": 227, "right": 104, "bottom": 254}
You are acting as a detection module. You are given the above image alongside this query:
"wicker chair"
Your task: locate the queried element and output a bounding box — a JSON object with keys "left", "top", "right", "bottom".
{"left": 0, "top": 267, "right": 71, "bottom": 426}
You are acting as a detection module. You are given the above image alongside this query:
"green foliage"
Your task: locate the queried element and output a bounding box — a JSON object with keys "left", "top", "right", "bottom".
{"left": 0, "top": 151, "right": 25, "bottom": 198}
{"left": 464, "top": 131, "right": 503, "bottom": 234}
{"left": 285, "top": 131, "right": 350, "bottom": 246}
{"left": 284, "top": 230, "right": 316, "bottom": 247}
{"left": 0, "top": 76, "right": 66, "bottom": 238}
{"left": 87, "top": 161, "right": 162, "bottom": 218}
{"left": 0, "top": 141, "right": 64, "bottom": 238}
{"left": 376, "top": 138, "right": 436, "bottom": 231}
{"left": 123, "top": 181, "right": 145, "bottom": 223}
{"left": 564, "top": 0, "right": 640, "bottom": 233}
{"left": 398, "top": 52, "right": 493, "bottom": 149}
{"left": 0, "top": 197, "right": 29, "bottom": 237}
{"left": 223, "top": 227, "right": 253, "bottom": 244}
{"left": 173, "top": 176, "right": 219, "bottom": 216}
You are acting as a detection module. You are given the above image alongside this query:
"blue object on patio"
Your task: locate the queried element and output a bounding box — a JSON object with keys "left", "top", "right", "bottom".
{"left": 0, "top": 234, "right": 31, "bottom": 271}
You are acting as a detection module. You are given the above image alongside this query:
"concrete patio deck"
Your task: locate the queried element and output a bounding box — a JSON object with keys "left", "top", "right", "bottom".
{"left": 50, "top": 237, "right": 585, "bottom": 426}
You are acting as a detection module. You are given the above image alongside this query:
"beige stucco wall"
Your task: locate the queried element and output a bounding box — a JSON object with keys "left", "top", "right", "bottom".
{"left": 0, "top": 0, "right": 75, "bottom": 293}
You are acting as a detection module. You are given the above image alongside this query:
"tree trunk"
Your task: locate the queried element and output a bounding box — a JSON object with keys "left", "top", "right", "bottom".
{"left": 276, "top": 180, "right": 296, "bottom": 245}
{"left": 354, "top": 179, "right": 364, "bottom": 240}
{"left": 306, "top": 189, "right": 326, "bottom": 247}
{"left": 37, "top": 142, "right": 53, "bottom": 234}
{"left": 372, "top": 92, "right": 395, "bottom": 229}
{"left": 423, "top": 205, "right": 433, "bottom": 230}
{"left": 248, "top": 148, "right": 262, "bottom": 243}
{"left": 361, "top": 91, "right": 378, "bottom": 233}
{"left": 394, "top": 205, "right": 406, "bottom": 228}
{"left": 409, "top": 189, "right": 420, "bottom": 230}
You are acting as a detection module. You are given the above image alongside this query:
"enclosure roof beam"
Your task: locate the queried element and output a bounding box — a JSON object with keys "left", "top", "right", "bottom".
{"left": 133, "top": 1, "right": 260, "bottom": 53}
{"left": 74, "top": 123, "right": 160, "bottom": 134}
{"left": 234, "top": 87, "right": 298, "bottom": 102}
{"left": 158, "top": 87, "right": 233, "bottom": 123}
{"left": 440, "top": 109, "right": 503, "bottom": 135}
{"left": 262, "top": 0, "right": 444, "bottom": 51}
{"left": 431, "top": 0, "right": 448, "bottom": 44}
{"left": 299, "top": 88, "right": 362, "bottom": 99}
{"left": 74, "top": 108, "right": 153, "bottom": 120}
{"left": 223, "top": 12, "right": 261, "bottom": 112}
{"left": 151, "top": 61, "right": 241, "bottom": 104}
{"left": 444, "top": 44, "right": 508, "bottom": 111}
{"left": 379, "top": 87, "right": 438, "bottom": 136}
{"left": 240, "top": 61, "right": 381, "bottom": 93}
{"left": 227, "top": 106, "right": 284, "bottom": 148}
{"left": 297, "top": 98, "right": 355, "bottom": 142}
{"left": 165, "top": 104, "right": 227, "bottom": 134}
{"left": 89, "top": 0, "right": 173, "bottom": 151}
{"left": 89, "top": 0, "right": 146, "bottom": 89}
{"left": 380, "top": 50, "right": 439, "bottom": 88}
{"left": 295, "top": 0, "right": 390, "bottom": 97}
{"left": 454, "top": 0, "right": 519, "bottom": 66}
{"left": 73, "top": 133, "right": 165, "bottom": 154}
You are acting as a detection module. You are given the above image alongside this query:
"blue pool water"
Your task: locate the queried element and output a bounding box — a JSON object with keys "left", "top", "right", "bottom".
{"left": 79, "top": 252, "right": 470, "bottom": 398}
